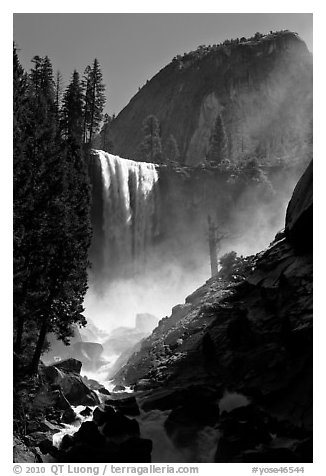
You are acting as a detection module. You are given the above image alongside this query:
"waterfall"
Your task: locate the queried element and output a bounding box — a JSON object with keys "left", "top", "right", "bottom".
{"left": 96, "top": 150, "right": 159, "bottom": 276}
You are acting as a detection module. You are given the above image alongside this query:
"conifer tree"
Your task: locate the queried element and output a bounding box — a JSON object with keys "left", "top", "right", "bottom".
{"left": 164, "top": 134, "right": 180, "bottom": 164}
{"left": 13, "top": 45, "right": 32, "bottom": 361}
{"left": 61, "top": 70, "right": 84, "bottom": 143}
{"left": 138, "top": 114, "right": 163, "bottom": 163}
{"left": 13, "top": 51, "right": 92, "bottom": 374}
{"left": 82, "top": 59, "right": 106, "bottom": 144}
{"left": 207, "top": 114, "right": 229, "bottom": 165}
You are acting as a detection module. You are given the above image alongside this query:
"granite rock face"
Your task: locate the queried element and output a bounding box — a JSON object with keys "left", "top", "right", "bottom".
{"left": 103, "top": 32, "right": 312, "bottom": 166}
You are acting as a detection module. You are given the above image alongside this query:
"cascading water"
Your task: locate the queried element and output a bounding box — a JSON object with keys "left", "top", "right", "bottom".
{"left": 97, "top": 150, "right": 159, "bottom": 276}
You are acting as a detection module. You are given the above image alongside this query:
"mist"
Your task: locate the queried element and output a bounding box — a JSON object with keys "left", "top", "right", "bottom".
{"left": 84, "top": 154, "right": 303, "bottom": 335}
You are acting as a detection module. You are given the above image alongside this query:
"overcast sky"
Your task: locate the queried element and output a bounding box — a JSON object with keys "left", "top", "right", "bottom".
{"left": 13, "top": 13, "right": 313, "bottom": 116}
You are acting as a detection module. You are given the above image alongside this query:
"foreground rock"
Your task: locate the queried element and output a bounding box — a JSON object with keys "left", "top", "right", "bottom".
{"left": 42, "top": 359, "right": 100, "bottom": 406}
{"left": 42, "top": 401, "right": 152, "bottom": 463}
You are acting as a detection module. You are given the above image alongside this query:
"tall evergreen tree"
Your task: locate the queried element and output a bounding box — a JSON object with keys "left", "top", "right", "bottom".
{"left": 61, "top": 70, "right": 84, "bottom": 143}
{"left": 100, "top": 113, "right": 114, "bottom": 152}
{"left": 164, "top": 134, "right": 180, "bottom": 164}
{"left": 82, "top": 59, "right": 106, "bottom": 144}
{"left": 207, "top": 114, "right": 229, "bottom": 165}
{"left": 55, "top": 70, "right": 64, "bottom": 130}
{"left": 13, "top": 51, "right": 92, "bottom": 374}
{"left": 13, "top": 45, "right": 33, "bottom": 362}
{"left": 138, "top": 114, "right": 163, "bottom": 163}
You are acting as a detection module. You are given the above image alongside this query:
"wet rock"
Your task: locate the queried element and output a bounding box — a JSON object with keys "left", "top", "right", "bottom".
{"left": 61, "top": 407, "right": 77, "bottom": 424}
{"left": 134, "top": 379, "right": 152, "bottom": 391}
{"left": 51, "top": 358, "right": 82, "bottom": 374}
{"left": 112, "top": 384, "right": 126, "bottom": 392}
{"left": 44, "top": 365, "right": 100, "bottom": 407}
{"left": 79, "top": 406, "right": 93, "bottom": 418}
{"left": 101, "top": 412, "right": 140, "bottom": 441}
{"left": 98, "top": 387, "right": 111, "bottom": 395}
{"left": 38, "top": 438, "right": 58, "bottom": 455}
{"left": 74, "top": 421, "right": 105, "bottom": 447}
{"left": 60, "top": 434, "right": 75, "bottom": 451}
{"left": 93, "top": 405, "right": 116, "bottom": 426}
{"left": 105, "top": 395, "right": 140, "bottom": 416}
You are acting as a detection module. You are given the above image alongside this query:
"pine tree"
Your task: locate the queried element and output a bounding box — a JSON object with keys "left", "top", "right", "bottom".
{"left": 100, "top": 113, "right": 114, "bottom": 152}
{"left": 82, "top": 65, "right": 92, "bottom": 144}
{"left": 61, "top": 70, "right": 84, "bottom": 143}
{"left": 55, "top": 70, "right": 64, "bottom": 130}
{"left": 82, "top": 59, "right": 106, "bottom": 144}
{"left": 13, "top": 44, "right": 33, "bottom": 361}
{"left": 164, "top": 134, "right": 180, "bottom": 164}
{"left": 207, "top": 114, "right": 229, "bottom": 165}
{"left": 13, "top": 51, "right": 92, "bottom": 374}
{"left": 138, "top": 114, "right": 163, "bottom": 163}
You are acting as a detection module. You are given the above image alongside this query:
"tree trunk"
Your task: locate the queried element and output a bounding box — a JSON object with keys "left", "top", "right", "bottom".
{"left": 208, "top": 216, "right": 218, "bottom": 277}
{"left": 14, "top": 314, "right": 25, "bottom": 357}
{"left": 29, "top": 317, "right": 48, "bottom": 375}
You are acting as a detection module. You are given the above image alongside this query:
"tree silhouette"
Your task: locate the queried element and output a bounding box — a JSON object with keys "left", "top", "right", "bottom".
{"left": 207, "top": 114, "right": 228, "bottom": 165}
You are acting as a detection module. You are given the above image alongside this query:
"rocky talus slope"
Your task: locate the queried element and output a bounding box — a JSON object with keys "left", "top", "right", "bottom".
{"left": 113, "top": 160, "right": 313, "bottom": 462}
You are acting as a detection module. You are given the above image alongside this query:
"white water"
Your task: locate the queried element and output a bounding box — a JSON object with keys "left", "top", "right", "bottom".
{"left": 98, "top": 151, "right": 159, "bottom": 274}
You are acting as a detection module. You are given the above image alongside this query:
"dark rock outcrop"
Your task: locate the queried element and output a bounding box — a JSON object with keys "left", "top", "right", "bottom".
{"left": 42, "top": 360, "right": 100, "bottom": 407}
{"left": 285, "top": 160, "right": 313, "bottom": 253}
{"left": 45, "top": 402, "right": 152, "bottom": 463}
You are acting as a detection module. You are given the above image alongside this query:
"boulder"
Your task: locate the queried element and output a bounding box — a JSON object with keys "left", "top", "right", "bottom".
{"left": 101, "top": 412, "right": 140, "bottom": 441}
{"left": 61, "top": 408, "right": 77, "bottom": 424}
{"left": 43, "top": 363, "right": 100, "bottom": 407}
{"left": 93, "top": 405, "right": 116, "bottom": 426}
{"left": 52, "top": 358, "right": 82, "bottom": 374}
{"left": 79, "top": 406, "right": 93, "bottom": 418}
{"left": 112, "top": 384, "right": 126, "bottom": 392}
{"left": 105, "top": 395, "right": 140, "bottom": 416}
{"left": 74, "top": 421, "right": 105, "bottom": 447}
{"left": 98, "top": 387, "right": 111, "bottom": 395}
{"left": 33, "top": 387, "right": 71, "bottom": 412}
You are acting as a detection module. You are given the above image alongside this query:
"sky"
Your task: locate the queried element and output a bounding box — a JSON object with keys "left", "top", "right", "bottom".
{"left": 13, "top": 13, "right": 313, "bottom": 116}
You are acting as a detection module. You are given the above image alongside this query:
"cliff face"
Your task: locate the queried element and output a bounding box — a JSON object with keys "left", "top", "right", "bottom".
{"left": 113, "top": 160, "right": 313, "bottom": 462}
{"left": 107, "top": 31, "right": 312, "bottom": 166}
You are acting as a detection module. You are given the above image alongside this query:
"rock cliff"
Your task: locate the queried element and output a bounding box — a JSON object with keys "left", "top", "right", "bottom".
{"left": 104, "top": 31, "right": 312, "bottom": 166}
